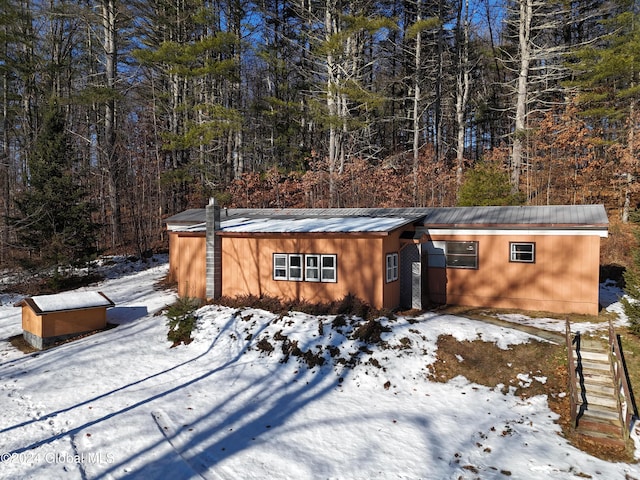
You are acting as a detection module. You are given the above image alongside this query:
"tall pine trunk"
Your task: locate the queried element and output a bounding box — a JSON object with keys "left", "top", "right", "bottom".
{"left": 102, "top": 0, "right": 122, "bottom": 247}
{"left": 511, "top": 0, "right": 532, "bottom": 193}
{"left": 455, "top": 0, "right": 471, "bottom": 190}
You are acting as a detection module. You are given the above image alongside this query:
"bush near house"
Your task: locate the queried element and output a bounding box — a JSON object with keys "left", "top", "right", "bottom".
{"left": 166, "top": 297, "right": 201, "bottom": 346}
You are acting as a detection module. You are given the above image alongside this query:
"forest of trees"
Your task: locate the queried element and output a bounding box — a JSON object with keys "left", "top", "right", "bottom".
{"left": 0, "top": 0, "right": 638, "bottom": 270}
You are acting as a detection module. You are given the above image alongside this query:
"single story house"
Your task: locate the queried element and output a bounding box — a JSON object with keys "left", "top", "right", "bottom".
{"left": 16, "top": 291, "right": 115, "bottom": 349}
{"left": 165, "top": 201, "right": 609, "bottom": 315}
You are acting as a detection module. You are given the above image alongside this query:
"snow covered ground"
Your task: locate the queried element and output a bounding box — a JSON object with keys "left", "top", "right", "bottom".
{"left": 0, "top": 257, "right": 638, "bottom": 479}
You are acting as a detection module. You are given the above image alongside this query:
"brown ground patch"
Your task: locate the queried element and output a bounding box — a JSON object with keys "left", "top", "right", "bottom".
{"left": 8, "top": 323, "right": 119, "bottom": 354}
{"left": 429, "top": 334, "right": 636, "bottom": 463}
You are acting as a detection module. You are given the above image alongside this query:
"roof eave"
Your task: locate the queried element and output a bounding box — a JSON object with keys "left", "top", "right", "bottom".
{"left": 426, "top": 223, "right": 609, "bottom": 229}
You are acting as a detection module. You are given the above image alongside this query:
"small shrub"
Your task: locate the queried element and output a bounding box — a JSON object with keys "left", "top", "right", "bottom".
{"left": 332, "top": 315, "right": 347, "bottom": 328}
{"left": 217, "top": 292, "right": 384, "bottom": 319}
{"left": 336, "top": 293, "right": 370, "bottom": 318}
{"left": 351, "top": 318, "right": 391, "bottom": 344}
{"left": 166, "top": 297, "right": 200, "bottom": 346}
{"left": 256, "top": 338, "right": 274, "bottom": 353}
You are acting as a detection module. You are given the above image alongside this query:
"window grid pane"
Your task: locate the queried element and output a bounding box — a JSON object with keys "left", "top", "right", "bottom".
{"left": 321, "top": 255, "right": 337, "bottom": 282}
{"left": 289, "top": 254, "right": 303, "bottom": 281}
{"left": 445, "top": 241, "right": 478, "bottom": 269}
{"left": 510, "top": 243, "right": 535, "bottom": 263}
{"left": 274, "top": 254, "right": 288, "bottom": 280}
{"left": 274, "top": 253, "right": 337, "bottom": 282}
{"left": 386, "top": 253, "right": 399, "bottom": 282}
{"left": 305, "top": 255, "right": 320, "bottom": 281}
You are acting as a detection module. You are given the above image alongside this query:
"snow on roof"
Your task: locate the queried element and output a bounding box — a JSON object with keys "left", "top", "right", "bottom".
{"left": 219, "top": 216, "right": 415, "bottom": 233}
{"left": 16, "top": 291, "right": 115, "bottom": 314}
{"left": 165, "top": 205, "right": 609, "bottom": 234}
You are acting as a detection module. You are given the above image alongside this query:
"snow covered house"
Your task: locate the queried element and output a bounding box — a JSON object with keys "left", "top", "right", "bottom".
{"left": 16, "top": 291, "right": 115, "bottom": 349}
{"left": 165, "top": 201, "right": 609, "bottom": 315}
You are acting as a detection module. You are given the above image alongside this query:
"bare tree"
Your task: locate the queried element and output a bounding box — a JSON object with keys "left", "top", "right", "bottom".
{"left": 454, "top": 0, "right": 472, "bottom": 188}
{"left": 503, "top": 0, "right": 569, "bottom": 192}
{"left": 100, "top": 0, "right": 122, "bottom": 247}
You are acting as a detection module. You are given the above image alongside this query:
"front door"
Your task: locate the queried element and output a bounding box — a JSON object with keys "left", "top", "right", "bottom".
{"left": 400, "top": 244, "right": 422, "bottom": 309}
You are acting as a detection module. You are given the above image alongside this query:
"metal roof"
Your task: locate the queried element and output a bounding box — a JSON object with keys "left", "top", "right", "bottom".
{"left": 164, "top": 208, "right": 206, "bottom": 226}
{"left": 164, "top": 205, "right": 608, "bottom": 233}
{"left": 220, "top": 215, "right": 416, "bottom": 234}
{"left": 419, "top": 205, "right": 609, "bottom": 228}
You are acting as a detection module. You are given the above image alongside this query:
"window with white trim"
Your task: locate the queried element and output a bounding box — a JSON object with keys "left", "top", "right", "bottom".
{"left": 386, "top": 253, "right": 398, "bottom": 282}
{"left": 305, "top": 255, "right": 320, "bottom": 282}
{"left": 273, "top": 254, "right": 288, "bottom": 280}
{"left": 273, "top": 253, "right": 337, "bottom": 283}
{"left": 320, "top": 255, "right": 337, "bottom": 282}
{"left": 510, "top": 242, "right": 535, "bottom": 263}
{"left": 273, "top": 254, "right": 303, "bottom": 281}
{"left": 445, "top": 241, "right": 478, "bottom": 269}
{"left": 289, "top": 254, "right": 303, "bottom": 280}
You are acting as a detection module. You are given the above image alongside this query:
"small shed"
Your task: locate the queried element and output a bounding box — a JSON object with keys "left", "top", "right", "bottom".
{"left": 15, "top": 291, "right": 115, "bottom": 350}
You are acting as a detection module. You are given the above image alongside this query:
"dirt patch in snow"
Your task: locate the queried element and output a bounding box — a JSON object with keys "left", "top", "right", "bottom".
{"left": 429, "top": 334, "right": 636, "bottom": 463}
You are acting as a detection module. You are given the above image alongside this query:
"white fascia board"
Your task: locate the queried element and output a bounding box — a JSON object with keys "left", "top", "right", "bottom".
{"left": 421, "top": 228, "right": 609, "bottom": 238}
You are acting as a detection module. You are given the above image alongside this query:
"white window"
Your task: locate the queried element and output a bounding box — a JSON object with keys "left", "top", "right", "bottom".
{"left": 273, "top": 254, "right": 288, "bottom": 280}
{"left": 386, "top": 253, "right": 398, "bottom": 282}
{"left": 510, "top": 242, "right": 535, "bottom": 263}
{"left": 305, "top": 255, "right": 320, "bottom": 282}
{"left": 445, "top": 241, "right": 478, "bottom": 269}
{"left": 274, "top": 253, "right": 336, "bottom": 282}
{"left": 321, "top": 255, "right": 337, "bottom": 282}
{"left": 288, "top": 254, "right": 303, "bottom": 281}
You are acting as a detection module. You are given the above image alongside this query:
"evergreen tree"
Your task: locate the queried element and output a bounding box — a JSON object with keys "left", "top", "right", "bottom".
{"left": 569, "top": 2, "right": 640, "bottom": 221}
{"left": 622, "top": 242, "right": 640, "bottom": 335}
{"left": 622, "top": 228, "right": 640, "bottom": 336}
{"left": 12, "top": 101, "right": 98, "bottom": 270}
{"left": 457, "top": 160, "right": 524, "bottom": 206}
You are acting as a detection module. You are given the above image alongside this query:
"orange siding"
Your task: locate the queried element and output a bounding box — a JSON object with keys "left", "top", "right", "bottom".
{"left": 42, "top": 309, "right": 107, "bottom": 337}
{"left": 426, "top": 233, "right": 601, "bottom": 315}
{"left": 22, "top": 306, "right": 107, "bottom": 337}
{"left": 382, "top": 232, "right": 403, "bottom": 308}
{"left": 168, "top": 232, "right": 179, "bottom": 282}
{"left": 175, "top": 233, "right": 207, "bottom": 299}
{"left": 21, "top": 306, "right": 43, "bottom": 337}
{"left": 171, "top": 227, "right": 602, "bottom": 315}
{"left": 221, "top": 234, "right": 398, "bottom": 309}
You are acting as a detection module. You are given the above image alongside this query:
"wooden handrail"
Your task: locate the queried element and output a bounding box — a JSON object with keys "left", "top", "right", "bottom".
{"left": 608, "top": 319, "right": 638, "bottom": 438}
{"left": 566, "top": 319, "right": 578, "bottom": 427}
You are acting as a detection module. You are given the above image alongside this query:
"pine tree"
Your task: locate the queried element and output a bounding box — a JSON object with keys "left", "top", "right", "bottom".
{"left": 569, "top": 3, "right": 640, "bottom": 221}
{"left": 12, "top": 101, "right": 98, "bottom": 271}
{"left": 457, "top": 160, "right": 524, "bottom": 206}
{"left": 622, "top": 228, "right": 640, "bottom": 336}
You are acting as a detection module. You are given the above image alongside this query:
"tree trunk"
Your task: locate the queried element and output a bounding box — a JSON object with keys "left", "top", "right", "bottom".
{"left": 455, "top": 0, "right": 471, "bottom": 189}
{"left": 102, "top": 0, "right": 122, "bottom": 247}
{"left": 511, "top": 0, "right": 532, "bottom": 193}
{"left": 1, "top": 68, "right": 9, "bottom": 264}
{"left": 622, "top": 101, "right": 636, "bottom": 223}
{"left": 325, "top": 1, "right": 339, "bottom": 207}
{"left": 412, "top": 12, "right": 422, "bottom": 204}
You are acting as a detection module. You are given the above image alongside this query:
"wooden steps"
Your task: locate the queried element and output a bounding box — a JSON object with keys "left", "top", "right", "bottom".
{"left": 572, "top": 339, "right": 626, "bottom": 446}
